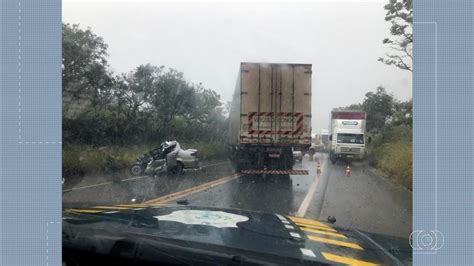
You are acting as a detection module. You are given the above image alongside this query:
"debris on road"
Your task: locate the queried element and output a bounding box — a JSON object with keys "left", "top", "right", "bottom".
{"left": 327, "top": 216, "right": 336, "bottom": 224}
{"left": 176, "top": 199, "right": 189, "bottom": 205}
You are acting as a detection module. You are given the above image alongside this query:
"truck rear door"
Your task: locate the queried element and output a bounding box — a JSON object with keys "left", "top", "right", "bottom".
{"left": 240, "top": 63, "right": 311, "bottom": 146}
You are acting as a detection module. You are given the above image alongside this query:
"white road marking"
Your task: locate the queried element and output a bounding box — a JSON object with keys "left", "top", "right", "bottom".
{"left": 300, "top": 248, "right": 316, "bottom": 257}
{"left": 200, "top": 161, "right": 230, "bottom": 168}
{"left": 122, "top": 176, "right": 147, "bottom": 182}
{"left": 63, "top": 160, "right": 229, "bottom": 192}
{"left": 290, "top": 232, "right": 301, "bottom": 238}
{"left": 276, "top": 214, "right": 288, "bottom": 222}
{"left": 63, "top": 181, "right": 113, "bottom": 191}
{"left": 296, "top": 162, "right": 324, "bottom": 217}
{"left": 285, "top": 225, "right": 295, "bottom": 230}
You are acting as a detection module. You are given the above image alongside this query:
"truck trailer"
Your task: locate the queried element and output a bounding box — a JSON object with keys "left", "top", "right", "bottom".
{"left": 227, "top": 62, "right": 312, "bottom": 173}
{"left": 329, "top": 110, "right": 367, "bottom": 164}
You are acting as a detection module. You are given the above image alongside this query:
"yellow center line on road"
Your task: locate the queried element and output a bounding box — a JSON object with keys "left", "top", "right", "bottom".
{"left": 114, "top": 203, "right": 164, "bottom": 208}
{"left": 295, "top": 160, "right": 324, "bottom": 217}
{"left": 93, "top": 206, "right": 133, "bottom": 210}
{"left": 66, "top": 209, "right": 104, "bottom": 214}
{"left": 144, "top": 173, "right": 241, "bottom": 204}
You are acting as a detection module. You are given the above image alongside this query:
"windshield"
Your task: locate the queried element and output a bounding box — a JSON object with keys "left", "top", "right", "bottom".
{"left": 62, "top": 1, "right": 413, "bottom": 264}
{"left": 337, "top": 133, "right": 364, "bottom": 144}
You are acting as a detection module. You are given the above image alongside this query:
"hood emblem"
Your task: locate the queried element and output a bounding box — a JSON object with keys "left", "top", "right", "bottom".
{"left": 154, "top": 210, "right": 249, "bottom": 228}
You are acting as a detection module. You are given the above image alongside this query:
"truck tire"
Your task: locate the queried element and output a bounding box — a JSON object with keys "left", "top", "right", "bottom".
{"left": 234, "top": 162, "right": 242, "bottom": 173}
{"left": 279, "top": 149, "right": 294, "bottom": 170}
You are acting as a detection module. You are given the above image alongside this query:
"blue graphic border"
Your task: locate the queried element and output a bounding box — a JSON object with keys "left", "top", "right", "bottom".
{"left": 413, "top": 0, "right": 473, "bottom": 264}
{"left": 0, "top": 0, "right": 473, "bottom": 265}
{"left": 1, "top": 0, "right": 62, "bottom": 265}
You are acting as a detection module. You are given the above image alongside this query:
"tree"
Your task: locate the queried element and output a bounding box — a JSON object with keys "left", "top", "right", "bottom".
{"left": 391, "top": 99, "right": 412, "bottom": 127}
{"left": 150, "top": 68, "right": 196, "bottom": 126}
{"left": 190, "top": 84, "right": 222, "bottom": 123}
{"left": 115, "top": 64, "right": 163, "bottom": 119}
{"left": 362, "top": 87, "right": 395, "bottom": 132}
{"left": 108, "top": 64, "right": 165, "bottom": 142}
{"left": 378, "top": 0, "right": 413, "bottom": 72}
{"left": 334, "top": 103, "right": 364, "bottom": 111}
{"left": 62, "top": 23, "right": 114, "bottom": 117}
{"left": 62, "top": 23, "right": 228, "bottom": 146}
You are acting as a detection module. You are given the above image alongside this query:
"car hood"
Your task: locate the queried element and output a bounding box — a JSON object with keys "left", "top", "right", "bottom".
{"left": 63, "top": 204, "right": 412, "bottom": 265}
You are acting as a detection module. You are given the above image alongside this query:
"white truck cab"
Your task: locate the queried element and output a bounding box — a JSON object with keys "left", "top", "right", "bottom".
{"left": 329, "top": 111, "right": 367, "bottom": 164}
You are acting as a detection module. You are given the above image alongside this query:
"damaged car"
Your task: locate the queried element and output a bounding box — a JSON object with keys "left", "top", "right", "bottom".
{"left": 129, "top": 141, "right": 199, "bottom": 176}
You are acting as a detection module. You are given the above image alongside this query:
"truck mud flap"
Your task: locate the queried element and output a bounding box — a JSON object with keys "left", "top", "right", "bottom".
{"left": 241, "top": 169, "right": 308, "bottom": 175}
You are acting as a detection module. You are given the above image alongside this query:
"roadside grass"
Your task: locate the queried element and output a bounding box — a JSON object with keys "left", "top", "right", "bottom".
{"left": 63, "top": 142, "right": 227, "bottom": 178}
{"left": 374, "top": 140, "right": 412, "bottom": 190}
{"left": 367, "top": 125, "right": 412, "bottom": 190}
{"left": 180, "top": 142, "right": 228, "bottom": 161}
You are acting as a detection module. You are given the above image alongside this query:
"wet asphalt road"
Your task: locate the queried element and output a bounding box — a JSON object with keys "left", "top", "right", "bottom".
{"left": 63, "top": 153, "right": 412, "bottom": 238}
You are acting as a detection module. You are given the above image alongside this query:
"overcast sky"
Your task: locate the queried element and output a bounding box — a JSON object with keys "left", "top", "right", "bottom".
{"left": 63, "top": 0, "right": 412, "bottom": 132}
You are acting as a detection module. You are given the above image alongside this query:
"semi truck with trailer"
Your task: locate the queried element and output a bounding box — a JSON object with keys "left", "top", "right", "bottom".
{"left": 320, "top": 129, "right": 329, "bottom": 151}
{"left": 329, "top": 110, "right": 367, "bottom": 164}
{"left": 227, "top": 62, "right": 312, "bottom": 173}
{"left": 316, "top": 129, "right": 330, "bottom": 152}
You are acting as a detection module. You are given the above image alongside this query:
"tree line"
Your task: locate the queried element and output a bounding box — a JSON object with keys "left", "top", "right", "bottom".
{"left": 335, "top": 86, "right": 412, "bottom": 134}
{"left": 63, "top": 23, "right": 228, "bottom": 146}
{"left": 337, "top": 0, "right": 413, "bottom": 138}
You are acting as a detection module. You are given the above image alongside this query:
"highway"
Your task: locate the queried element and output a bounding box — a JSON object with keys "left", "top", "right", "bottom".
{"left": 63, "top": 153, "right": 412, "bottom": 239}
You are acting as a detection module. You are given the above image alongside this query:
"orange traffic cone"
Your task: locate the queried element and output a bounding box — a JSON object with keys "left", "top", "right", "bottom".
{"left": 316, "top": 163, "right": 321, "bottom": 175}
{"left": 344, "top": 165, "right": 351, "bottom": 177}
